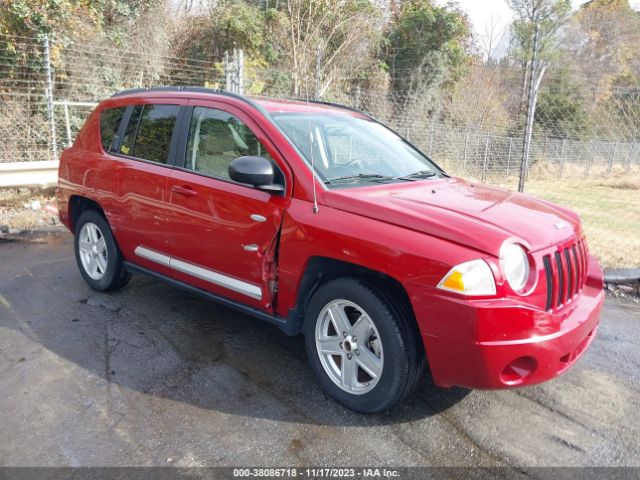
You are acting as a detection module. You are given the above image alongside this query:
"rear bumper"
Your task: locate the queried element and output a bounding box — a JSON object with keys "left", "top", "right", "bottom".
{"left": 56, "top": 187, "right": 72, "bottom": 231}
{"left": 417, "top": 256, "right": 604, "bottom": 389}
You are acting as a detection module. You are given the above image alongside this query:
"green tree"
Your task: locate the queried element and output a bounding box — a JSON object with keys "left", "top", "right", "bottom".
{"left": 0, "top": 0, "right": 158, "bottom": 42}
{"left": 172, "top": 1, "right": 282, "bottom": 64}
{"left": 385, "top": 0, "right": 472, "bottom": 95}
{"left": 534, "top": 74, "right": 592, "bottom": 139}
{"left": 0, "top": 0, "right": 98, "bottom": 85}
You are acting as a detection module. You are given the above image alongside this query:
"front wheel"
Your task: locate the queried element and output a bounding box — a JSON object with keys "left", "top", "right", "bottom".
{"left": 74, "top": 210, "right": 130, "bottom": 291}
{"left": 304, "top": 277, "right": 424, "bottom": 413}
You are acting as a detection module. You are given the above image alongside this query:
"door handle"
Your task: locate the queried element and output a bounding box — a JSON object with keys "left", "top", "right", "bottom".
{"left": 171, "top": 185, "right": 198, "bottom": 197}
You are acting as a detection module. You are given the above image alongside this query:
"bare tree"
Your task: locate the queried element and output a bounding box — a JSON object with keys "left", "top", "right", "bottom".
{"left": 284, "top": 0, "right": 382, "bottom": 97}
{"left": 447, "top": 64, "right": 511, "bottom": 131}
{"left": 478, "top": 15, "right": 507, "bottom": 62}
{"left": 507, "top": 0, "right": 572, "bottom": 112}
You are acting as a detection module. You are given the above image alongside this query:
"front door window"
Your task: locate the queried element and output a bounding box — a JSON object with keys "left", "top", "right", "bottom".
{"left": 185, "top": 106, "right": 272, "bottom": 180}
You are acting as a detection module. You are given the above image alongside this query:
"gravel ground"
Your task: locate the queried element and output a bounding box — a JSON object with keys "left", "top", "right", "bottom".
{"left": 0, "top": 188, "right": 58, "bottom": 231}
{"left": 0, "top": 232, "right": 639, "bottom": 471}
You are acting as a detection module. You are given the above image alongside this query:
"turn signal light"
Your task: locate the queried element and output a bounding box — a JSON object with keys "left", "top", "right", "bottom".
{"left": 437, "top": 259, "right": 496, "bottom": 296}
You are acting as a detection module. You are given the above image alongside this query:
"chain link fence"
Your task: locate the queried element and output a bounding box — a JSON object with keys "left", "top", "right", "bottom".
{"left": 1, "top": 34, "right": 638, "bottom": 268}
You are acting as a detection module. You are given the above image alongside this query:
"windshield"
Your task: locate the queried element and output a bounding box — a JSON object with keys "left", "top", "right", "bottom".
{"left": 270, "top": 112, "right": 444, "bottom": 188}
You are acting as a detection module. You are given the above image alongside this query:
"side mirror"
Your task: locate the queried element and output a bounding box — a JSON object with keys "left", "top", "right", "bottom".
{"left": 229, "top": 156, "right": 284, "bottom": 193}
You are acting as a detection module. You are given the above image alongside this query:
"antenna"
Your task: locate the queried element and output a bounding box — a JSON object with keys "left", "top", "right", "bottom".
{"left": 305, "top": 61, "right": 319, "bottom": 214}
{"left": 309, "top": 117, "right": 319, "bottom": 214}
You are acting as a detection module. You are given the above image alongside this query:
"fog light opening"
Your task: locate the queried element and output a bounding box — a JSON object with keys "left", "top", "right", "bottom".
{"left": 560, "top": 352, "right": 572, "bottom": 364}
{"left": 500, "top": 356, "right": 537, "bottom": 385}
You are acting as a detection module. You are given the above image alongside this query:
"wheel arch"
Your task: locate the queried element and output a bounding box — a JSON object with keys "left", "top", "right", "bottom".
{"left": 286, "top": 256, "right": 418, "bottom": 337}
{"left": 68, "top": 195, "right": 106, "bottom": 233}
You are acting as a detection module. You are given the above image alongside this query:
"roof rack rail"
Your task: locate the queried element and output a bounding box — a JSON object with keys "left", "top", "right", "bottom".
{"left": 111, "top": 87, "right": 148, "bottom": 97}
{"left": 109, "top": 86, "right": 270, "bottom": 117}
{"left": 111, "top": 85, "right": 229, "bottom": 98}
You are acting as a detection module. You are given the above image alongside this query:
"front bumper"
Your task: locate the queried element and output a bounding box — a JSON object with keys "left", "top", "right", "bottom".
{"left": 414, "top": 255, "right": 604, "bottom": 389}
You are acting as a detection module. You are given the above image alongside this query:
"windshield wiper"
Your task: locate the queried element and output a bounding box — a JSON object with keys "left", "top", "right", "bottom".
{"left": 395, "top": 170, "right": 439, "bottom": 181}
{"left": 325, "top": 173, "right": 394, "bottom": 185}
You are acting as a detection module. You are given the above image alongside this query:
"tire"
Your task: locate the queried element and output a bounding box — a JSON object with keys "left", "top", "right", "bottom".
{"left": 304, "top": 277, "right": 424, "bottom": 413}
{"left": 74, "top": 210, "right": 131, "bottom": 291}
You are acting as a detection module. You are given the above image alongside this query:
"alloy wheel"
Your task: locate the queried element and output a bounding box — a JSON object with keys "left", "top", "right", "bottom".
{"left": 315, "top": 299, "right": 384, "bottom": 395}
{"left": 78, "top": 222, "right": 108, "bottom": 280}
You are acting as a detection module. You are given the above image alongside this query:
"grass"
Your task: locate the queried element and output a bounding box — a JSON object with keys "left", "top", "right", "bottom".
{"left": 524, "top": 178, "right": 639, "bottom": 269}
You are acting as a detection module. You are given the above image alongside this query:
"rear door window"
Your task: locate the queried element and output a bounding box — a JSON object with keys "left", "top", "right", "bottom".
{"left": 119, "top": 105, "right": 142, "bottom": 156}
{"left": 99, "top": 107, "right": 126, "bottom": 152}
{"left": 119, "top": 104, "right": 179, "bottom": 164}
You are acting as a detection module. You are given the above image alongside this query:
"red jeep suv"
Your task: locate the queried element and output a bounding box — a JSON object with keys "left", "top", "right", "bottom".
{"left": 57, "top": 87, "right": 604, "bottom": 412}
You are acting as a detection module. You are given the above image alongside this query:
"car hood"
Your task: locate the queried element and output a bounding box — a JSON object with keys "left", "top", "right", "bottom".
{"left": 324, "top": 177, "right": 582, "bottom": 256}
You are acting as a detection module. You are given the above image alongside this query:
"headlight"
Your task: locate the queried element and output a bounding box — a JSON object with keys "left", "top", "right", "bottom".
{"left": 437, "top": 259, "right": 496, "bottom": 296}
{"left": 500, "top": 242, "right": 530, "bottom": 292}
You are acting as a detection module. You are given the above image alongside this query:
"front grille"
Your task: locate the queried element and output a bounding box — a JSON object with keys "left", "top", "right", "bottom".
{"left": 543, "top": 239, "right": 588, "bottom": 311}
{"left": 542, "top": 256, "right": 553, "bottom": 311}
{"left": 564, "top": 248, "right": 573, "bottom": 299}
{"left": 554, "top": 251, "right": 564, "bottom": 307}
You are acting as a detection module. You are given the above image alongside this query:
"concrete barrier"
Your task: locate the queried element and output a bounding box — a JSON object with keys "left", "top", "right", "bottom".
{"left": 0, "top": 161, "right": 59, "bottom": 188}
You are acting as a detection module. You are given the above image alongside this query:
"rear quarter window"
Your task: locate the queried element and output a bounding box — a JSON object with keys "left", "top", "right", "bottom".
{"left": 99, "top": 107, "right": 126, "bottom": 152}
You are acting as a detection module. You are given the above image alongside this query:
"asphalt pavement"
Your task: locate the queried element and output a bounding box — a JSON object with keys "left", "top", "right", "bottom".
{"left": 0, "top": 232, "right": 639, "bottom": 469}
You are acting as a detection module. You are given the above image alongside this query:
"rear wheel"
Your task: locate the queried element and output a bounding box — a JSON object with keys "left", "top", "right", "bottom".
{"left": 74, "top": 210, "right": 130, "bottom": 291}
{"left": 304, "top": 277, "right": 424, "bottom": 413}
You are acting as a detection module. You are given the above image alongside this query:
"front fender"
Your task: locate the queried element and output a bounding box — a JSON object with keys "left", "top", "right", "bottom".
{"left": 275, "top": 198, "right": 488, "bottom": 333}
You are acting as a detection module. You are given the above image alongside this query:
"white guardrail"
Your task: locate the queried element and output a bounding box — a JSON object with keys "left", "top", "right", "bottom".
{"left": 0, "top": 160, "right": 59, "bottom": 188}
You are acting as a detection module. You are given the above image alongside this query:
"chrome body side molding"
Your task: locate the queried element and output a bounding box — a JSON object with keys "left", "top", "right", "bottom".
{"left": 134, "top": 246, "right": 171, "bottom": 267}
{"left": 134, "top": 246, "right": 262, "bottom": 300}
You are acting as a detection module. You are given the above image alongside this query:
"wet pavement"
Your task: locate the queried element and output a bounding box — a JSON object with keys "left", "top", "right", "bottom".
{"left": 0, "top": 232, "right": 639, "bottom": 468}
